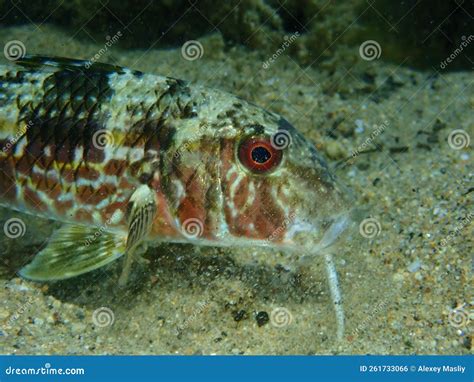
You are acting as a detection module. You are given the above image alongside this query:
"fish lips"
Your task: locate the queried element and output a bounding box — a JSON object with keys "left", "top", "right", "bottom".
{"left": 282, "top": 211, "right": 354, "bottom": 254}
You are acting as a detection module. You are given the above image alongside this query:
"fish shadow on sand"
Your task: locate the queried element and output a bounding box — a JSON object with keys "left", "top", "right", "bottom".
{"left": 2, "top": 235, "right": 330, "bottom": 313}
{"left": 45, "top": 244, "right": 330, "bottom": 310}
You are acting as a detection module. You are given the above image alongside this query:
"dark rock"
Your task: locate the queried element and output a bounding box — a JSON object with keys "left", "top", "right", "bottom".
{"left": 255, "top": 311, "right": 269, "bottom": 327}
{"left": 232, "top": 309, "right": 248, "bottom": 322}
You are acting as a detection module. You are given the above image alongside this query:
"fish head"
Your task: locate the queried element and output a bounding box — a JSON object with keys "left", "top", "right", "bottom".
{"left": 162, "top": 93, "right": 352, "bottom": 254}
{"left": 217, "top": 114, "right": 352, "bottom": 254}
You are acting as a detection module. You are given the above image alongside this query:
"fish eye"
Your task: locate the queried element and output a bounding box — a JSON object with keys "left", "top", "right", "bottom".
{"left": 238, "top": 137, "right": 283, "bottom": 174}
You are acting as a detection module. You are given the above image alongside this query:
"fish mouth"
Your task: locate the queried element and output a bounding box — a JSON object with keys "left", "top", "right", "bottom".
{"left": 284, "top": 211, "right": 352, "bottom": 254}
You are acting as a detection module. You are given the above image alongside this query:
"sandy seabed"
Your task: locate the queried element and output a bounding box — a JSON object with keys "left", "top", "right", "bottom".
{"left": 0, "top": 24, "right": 472, "bottom": 355}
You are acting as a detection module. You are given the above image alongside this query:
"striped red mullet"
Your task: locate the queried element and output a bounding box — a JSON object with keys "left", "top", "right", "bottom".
{"left": 0, "top": 56, "right": 353, "bottom": 338}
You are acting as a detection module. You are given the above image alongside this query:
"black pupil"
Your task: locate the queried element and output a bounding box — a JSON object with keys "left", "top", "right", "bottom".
{"left": 251, "top": 146, "right": 271, "bottom": 164}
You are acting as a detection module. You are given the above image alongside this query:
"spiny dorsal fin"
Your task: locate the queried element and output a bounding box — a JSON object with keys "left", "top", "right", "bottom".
{"left": 19, "top": 224, "right": 127, "bottom": 281}
{"left": 14, "top": 55, "right": 142, "bottom": 75}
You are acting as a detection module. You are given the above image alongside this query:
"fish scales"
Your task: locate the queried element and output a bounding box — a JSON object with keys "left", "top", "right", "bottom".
{"left": 0, "top": 61, "right": 206, "bottom": 235}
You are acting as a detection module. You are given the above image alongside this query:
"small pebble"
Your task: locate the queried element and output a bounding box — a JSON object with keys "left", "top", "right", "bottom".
{"left": 325, "top": 141, "right": 347, "bottom": 160}
{"left": 232, "top": 310, "right": 248, "bottom": 322}
{"left": 355, "top": 119, "right": 365, "bottom": 133}
{"left": 255, "top": 311, "right": 269, "bottom": 327}
{"left": 0, "top": 308, "right": 10, "bottom": 320}
{"left": 231, "top": 347, "right": 241, "bottom": 355}
{"left": 393, "top": 272, "right": 405, "bottom": 283}
{"left": 408, "top": 259, "right": 422, "bottom": 273}
{"left": 34, "top": 318, "right": 44, "bottom": 326}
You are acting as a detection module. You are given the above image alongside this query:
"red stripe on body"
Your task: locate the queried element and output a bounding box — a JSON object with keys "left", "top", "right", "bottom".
{"left": 23, "top": 186, "right": 48, "bottom": 212}
{"left": 149, "top": 174, "right": 182, "bottom": 238}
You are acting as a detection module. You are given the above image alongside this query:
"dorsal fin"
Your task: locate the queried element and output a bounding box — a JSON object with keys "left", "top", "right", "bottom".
{"left": 14, "top": 55, "right": 142, "bottom": 76}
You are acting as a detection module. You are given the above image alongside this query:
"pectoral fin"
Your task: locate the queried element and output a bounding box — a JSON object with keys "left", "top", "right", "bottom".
{"left": 19, "top": 224, "right": 127, "bottom": 281}
{"left": 118, "top": 185, "right": 157, "bottom": 286}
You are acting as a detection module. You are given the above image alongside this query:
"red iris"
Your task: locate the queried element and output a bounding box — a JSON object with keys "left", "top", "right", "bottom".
{"left": 238, "top": 137, "right": 282, "bottom": 174}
